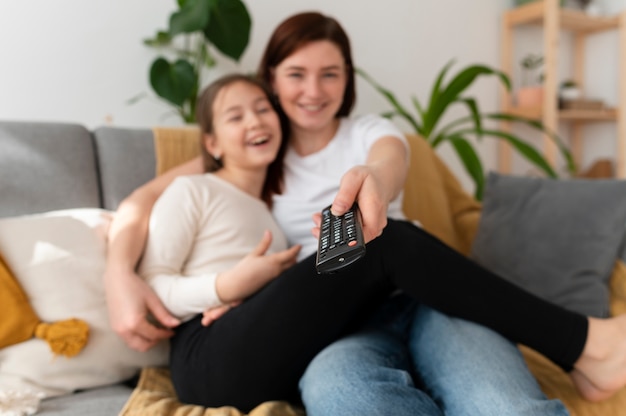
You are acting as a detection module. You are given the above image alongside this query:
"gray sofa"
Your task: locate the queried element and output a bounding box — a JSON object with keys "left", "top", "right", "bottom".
{"left": 0, "top": 120, "right": 160, "bottom": 415}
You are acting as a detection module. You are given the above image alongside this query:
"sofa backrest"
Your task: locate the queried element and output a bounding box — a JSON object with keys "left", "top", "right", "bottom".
{"left": 0, "top": 121, "right": 158, "bottom": 218}
{"left": 92, "top": 126, "right": 155, "bottom": 211}
{"left": 0, "top": 121, "right": 101, "bottom": 218}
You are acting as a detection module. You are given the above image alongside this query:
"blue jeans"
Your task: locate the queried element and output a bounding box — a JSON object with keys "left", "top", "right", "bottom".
{"left": 299, "top": 295, "right": 569, "bottom": 416}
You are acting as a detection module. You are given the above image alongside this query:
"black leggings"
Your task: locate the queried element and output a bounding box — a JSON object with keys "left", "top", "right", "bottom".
{"left": 170, "top": 219, "right": 587, "bottom": 411}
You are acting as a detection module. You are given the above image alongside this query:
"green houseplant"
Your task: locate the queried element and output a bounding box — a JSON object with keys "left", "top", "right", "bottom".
{"left": 357, "top": 61, "right": 576, "bottom": 200}
{"left": 141, "top": 0, "right": 251, "bottom": 123}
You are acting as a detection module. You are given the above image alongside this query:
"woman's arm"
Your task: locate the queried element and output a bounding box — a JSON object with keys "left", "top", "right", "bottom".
{"left": 104, "top": 156, "right": 203, "bottom": 352}
{"left": 331, "top": 136, "right": 409, "bottom": 242}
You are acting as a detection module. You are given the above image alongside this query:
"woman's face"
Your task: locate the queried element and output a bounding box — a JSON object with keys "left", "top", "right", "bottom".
{"left": 206, "top": 81, "right": 282, "bottom": 171}
{"left": 271, "top": 40, "right": 347, "bottom": 134}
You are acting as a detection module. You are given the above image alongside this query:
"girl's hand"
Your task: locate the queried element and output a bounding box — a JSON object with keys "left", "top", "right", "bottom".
{"left": 215, "top": 230, "right": 301, "bottom": 304}
{"left": 200, "top": 301, "right": 241, "bottom": 326}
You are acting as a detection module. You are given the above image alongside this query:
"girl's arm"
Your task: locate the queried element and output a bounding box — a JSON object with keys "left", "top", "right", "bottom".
{"left": 331, "top": 136, "right": 409, "bottom": 242}
{"left": 104, "top": 156, "right": 203, "bottom": 351}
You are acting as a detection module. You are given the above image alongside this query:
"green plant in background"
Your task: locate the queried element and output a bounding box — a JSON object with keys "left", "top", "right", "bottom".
{"left": 357, "top": 62, "right": 576, "bottom": 200}
{"left": 141, "top": 0, "right": 251, "bottom": 123}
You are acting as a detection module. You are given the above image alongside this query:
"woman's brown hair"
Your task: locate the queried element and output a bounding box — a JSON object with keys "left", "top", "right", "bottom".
{"left": 195, "top": 73, "right": 288, "bottom": 207}
{"left": 257, "top": 12, "right": 356, "bottom": 118}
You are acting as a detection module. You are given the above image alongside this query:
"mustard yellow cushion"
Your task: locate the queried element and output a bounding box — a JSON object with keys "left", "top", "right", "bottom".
{"left": 0, "top": 254, "right": 40, "bottom": 348}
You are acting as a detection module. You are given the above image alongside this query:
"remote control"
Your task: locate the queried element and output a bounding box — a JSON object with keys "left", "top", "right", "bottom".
{"left": 315, "top": 203, "right": 366, "bottom": 274}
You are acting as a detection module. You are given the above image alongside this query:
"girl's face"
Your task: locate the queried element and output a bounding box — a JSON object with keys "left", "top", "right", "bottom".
{"left": 271, "top": 40, "right": 347, "bottom": 134}
{"left": 206, "top": 81, "right": 282, "bottom": 171}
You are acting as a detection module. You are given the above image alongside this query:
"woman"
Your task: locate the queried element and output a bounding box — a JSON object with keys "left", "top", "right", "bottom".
{"left": 105, "top": 12, "right": 626, "bottom": 414}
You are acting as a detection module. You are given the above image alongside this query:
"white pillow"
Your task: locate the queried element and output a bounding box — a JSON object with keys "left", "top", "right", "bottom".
{"left": 0, "top": 208, "right": 168, "bottom": 398}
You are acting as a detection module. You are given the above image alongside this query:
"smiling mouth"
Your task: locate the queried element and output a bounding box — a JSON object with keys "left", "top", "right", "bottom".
{"left": 249, "top": 135, "right": 270, "bottom": 146}
{"left": 299, "top": 104, "right": 324, "bottom": 112}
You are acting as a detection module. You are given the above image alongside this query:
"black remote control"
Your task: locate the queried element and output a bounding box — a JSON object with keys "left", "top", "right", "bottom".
{"left": 315, "top": 203, "right": 366, "bottom": 274}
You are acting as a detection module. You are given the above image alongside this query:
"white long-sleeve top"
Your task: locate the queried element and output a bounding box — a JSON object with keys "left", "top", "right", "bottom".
{"left": 138, "top": 174, "right": 288, "bottom": 321}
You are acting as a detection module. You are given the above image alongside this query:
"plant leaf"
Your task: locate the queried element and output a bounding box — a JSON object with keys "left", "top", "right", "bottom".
{"left": 485, "top": 113, "right": 576, "bottom": 174}
{"left": 448, "top": 136, "right": 485, "bottom": 200}
{"left": 432, "top": 98, "right": 482, "bottom": 147}
{"left": 143, "top": 31, "right": 172, "bottom": 47}
{"left": 357, "top": 68, "right": 422, "bottom": 134}
{"left": 169, "top": 0, "right": 211, "bottom": 36}
{"left": 411, "top": 95, "right": 424, "bottom": 119}
{"left": 423, "top": 64, "right": 511, "bottom": 137}
{"left": 425, "top": 60, "right": 455, "bottom": 124}
{"left": 149, "top": 57, "right": 196, "bottom": 107}
{"left": 204, "top": 0, "right": 251, "bottom": 61}
{"left": 480, "top": 129, "right": 558, "bottom": 177}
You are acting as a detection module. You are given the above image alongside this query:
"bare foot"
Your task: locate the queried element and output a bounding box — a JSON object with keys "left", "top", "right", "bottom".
{"left": 571, "top": 315, "right": 626, "bottom": 401}
{"left": 570, "top": 369, "right": 615, "bottom": 401}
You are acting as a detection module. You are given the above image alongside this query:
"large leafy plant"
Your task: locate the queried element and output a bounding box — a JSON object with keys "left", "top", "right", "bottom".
{"left": 357, "top": 62, "right": 576, "bottom": 200}
{"left": 142, "top": 0, "right": 251, "bottom": 122}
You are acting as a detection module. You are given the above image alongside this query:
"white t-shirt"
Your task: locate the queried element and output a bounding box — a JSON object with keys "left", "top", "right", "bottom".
{"left": 272, "top": 114, "right": 408, "bottom": 259}
{"left": 139, "top": 174, "right": 288, "bottom": 321}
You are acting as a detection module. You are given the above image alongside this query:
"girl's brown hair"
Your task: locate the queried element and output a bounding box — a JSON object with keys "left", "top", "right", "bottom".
{"left": 195, "top": 74, "right": 288, "bottom": 207}
{"left": 257, "top": 12, "right": 356, "bottom": 119}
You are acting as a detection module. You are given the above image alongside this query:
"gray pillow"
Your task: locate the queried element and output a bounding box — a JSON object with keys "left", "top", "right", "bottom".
{"left": 471, "top": 172, "right": 626, "bottom": 318}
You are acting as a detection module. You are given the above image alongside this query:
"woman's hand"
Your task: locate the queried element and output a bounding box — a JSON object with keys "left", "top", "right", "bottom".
{"left": 215, "top": 230, "right": 301, "bottom": 304}
{"left": 331, "top": 165, "right": 389, "bottom": 242}
{"left": 324, "top": 136, "right": 409, "bottom": 243}
{"left": 104, "top": 267, "right": 180, "bottom": 352}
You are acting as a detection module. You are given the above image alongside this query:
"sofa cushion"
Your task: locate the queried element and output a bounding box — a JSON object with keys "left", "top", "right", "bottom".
{"left": 92, "top": 126, "right": 156, "bottom": 211}
{"left": 0, "top": 121, "right": 101, "bottom": 218}
{"left": 0, "top": 208, "right": 168, "bottom": 397}
{"left": 401, "top": 134, "right": 482, "bottom": 256}
{"left": 471, "top": 172, "right": 626, "bottom": 317}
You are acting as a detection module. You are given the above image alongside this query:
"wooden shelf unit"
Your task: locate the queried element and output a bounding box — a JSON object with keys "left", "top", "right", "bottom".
{"left": 499, "top": 0, "right": 626, "bottom": 176}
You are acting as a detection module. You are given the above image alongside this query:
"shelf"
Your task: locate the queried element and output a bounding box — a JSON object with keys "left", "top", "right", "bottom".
{"left": 503, "top": 105, "right": 618, "bottom": 121}
{"left": 506, "top": 0, "right": 620, "bottom": 33}
{"left": 499, "top": 0, "right": 626, "bottom": 177}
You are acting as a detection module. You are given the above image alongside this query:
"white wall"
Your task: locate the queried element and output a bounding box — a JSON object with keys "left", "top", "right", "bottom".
{"left": 6, "top": 1, "right": 621, "bottom": 192}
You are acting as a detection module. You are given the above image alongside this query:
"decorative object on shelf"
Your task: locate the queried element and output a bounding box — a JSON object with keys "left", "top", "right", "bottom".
{"left": 564, "top": 0, "right": 602, "bottom": 14}
{"left": 516, "top": 53, "right": 544, "bottom": 107}
{"left": 577, "top": 158, "right": 615, "bottom": 178}
{"left": 561, "top": 99, "right": 605, "bottom": 110}
{"left": 135, "top": 0, "right": 251, "bottom": 123}
{"left": 357, "top": 61, "right": 575, "bottom": 200}
{"left": 514, "top": 0, "right": 566, "bottom": 6}
{"left": 559, "top": 79, "right": 582, "bottom": 101}
{"left": 583, "top": 0, "right": 603, "bottom": 16}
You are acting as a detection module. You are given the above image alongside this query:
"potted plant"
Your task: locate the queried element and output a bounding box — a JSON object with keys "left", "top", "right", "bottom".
{"left": 136, "top": 0, "right": 251, "bottom": 123}
{"left": 559, "top": 79, "right": 582, "bottom": 100}
{"left": 357, "top": 61, "right": 576, "bottom": 200}
{"left": 516, "top": 53, "right": 544, "bottom": 107}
